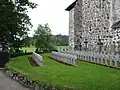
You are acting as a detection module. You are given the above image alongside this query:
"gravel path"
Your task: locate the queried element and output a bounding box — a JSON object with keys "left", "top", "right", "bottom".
{"left": 0, "top": 69, "right": 30, "bottom": 90}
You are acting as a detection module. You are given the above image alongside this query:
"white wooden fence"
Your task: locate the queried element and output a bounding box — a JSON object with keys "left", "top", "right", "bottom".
{"left": 52, "top": 51, "right": 77, "bottom": 66}
{"left": 32, "top": 52, "right": 43, "bottom": 66}
{"left": 61, "top": 50, "right": 120, "bottom": 68}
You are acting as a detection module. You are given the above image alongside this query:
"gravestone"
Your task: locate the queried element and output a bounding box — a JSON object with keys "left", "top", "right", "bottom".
{"left": 32, "top": 52, "right": 43, "bottom": 66}
{"left": 52, "top": 51, "right": 77, "bottom": 66}
{"left": 0, "top": 51, "right": 9, "bottom": 68}
{"left": 0, "top": 37, "right": 9, "bottom": 68}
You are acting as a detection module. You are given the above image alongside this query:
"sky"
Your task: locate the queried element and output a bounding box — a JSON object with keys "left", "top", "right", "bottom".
{"left": 27, "top": 0, "right": 75, "bottom": 36}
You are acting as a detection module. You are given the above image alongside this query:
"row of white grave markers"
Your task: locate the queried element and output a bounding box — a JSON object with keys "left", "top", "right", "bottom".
{"left": 61, "top": 50, "right": 120, "bottom": 68}
{"left": 32, "top": 52, "right": 43, "bottom": 66}
{"left": 52, "top": 51, "right": 77, "bottom": 66}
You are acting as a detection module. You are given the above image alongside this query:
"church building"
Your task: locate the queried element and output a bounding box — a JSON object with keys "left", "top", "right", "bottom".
{"left": 66, "top": 0, "right": 120, "bottom": 54}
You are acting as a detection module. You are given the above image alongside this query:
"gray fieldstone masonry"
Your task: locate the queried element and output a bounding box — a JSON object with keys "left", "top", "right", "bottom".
{"left": 66, "top": 0, "right": 120, "bottom": 54}
{"left": 69, "top": 7, "right": 75, "bottom": 51}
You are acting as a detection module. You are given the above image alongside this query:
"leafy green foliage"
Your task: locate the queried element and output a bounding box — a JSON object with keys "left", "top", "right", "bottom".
{"left": 34, "top": 24, "right": 56, "bottom": 51}
{"left": 7, "top": 53, "right": 120, "bottom": 90}
{"left": 0, "top": 0, "right": 37, "bottom": 51}
{"left": 55, "top": 34, "right": 68, "bottom": 46}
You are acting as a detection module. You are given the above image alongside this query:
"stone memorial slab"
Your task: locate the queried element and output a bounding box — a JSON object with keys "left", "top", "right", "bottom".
{"left": 32, "top": 52, "right": 43, "bottom": 66}
{"left": 52, "top": 51, "right": 77, "bottom": 66}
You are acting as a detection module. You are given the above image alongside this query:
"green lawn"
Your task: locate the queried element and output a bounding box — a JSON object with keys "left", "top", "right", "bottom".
{"left": 7, "top": 53, "right": 120, "bottom": 90}
{"left": 56, "top": 46, "right": 69, "bottom": 51}
{"left": 20, "top": 47, "right": 35, "bottom": 52}
{"left": 20, "top": 46, "right": 69, "bottom": 52}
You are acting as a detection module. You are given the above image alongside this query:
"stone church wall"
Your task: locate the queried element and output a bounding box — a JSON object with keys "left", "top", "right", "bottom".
{"left": 69, "top": 8, "right": 75, "bottom": 50}
{"left": 81, "top": 0, "right": 113, "bottom": 53}
{"left": 74, "top": 0, "right": 83, "bottom": 50}
{"left": 68, "top": 0, "right": 120, "bottom": 54}
{"left": 112, "top": 0, "right": 120, "bottom": 23}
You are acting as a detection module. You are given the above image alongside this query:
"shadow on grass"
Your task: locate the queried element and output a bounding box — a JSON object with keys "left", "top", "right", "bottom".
{"left": 48, "top": 56, "right": 76, "bottom": 67}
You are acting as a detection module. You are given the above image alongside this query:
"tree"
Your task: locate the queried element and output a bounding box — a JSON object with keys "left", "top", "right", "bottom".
{"left": 0, "top": 0, "right": 37, "bottom": 51}
{"left": 34, "top": 24, "right": 56, "bottom": 51}
{"left": 55, "top": 34, "right": 68, "bottom": 46}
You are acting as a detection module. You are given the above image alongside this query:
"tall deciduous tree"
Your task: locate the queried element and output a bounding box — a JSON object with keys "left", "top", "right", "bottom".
{"left": 0, "top": 0, "right": 37, "bottom": 51}
{"left": 34, "top": 24, "right": 56, "bottom": 51}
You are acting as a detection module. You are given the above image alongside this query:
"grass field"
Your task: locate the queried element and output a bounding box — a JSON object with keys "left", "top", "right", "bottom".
{"left": 20, "top": 47, "right": 35, "bottom": 52}
{"left": 20, "top": 46, "right": 69, "bottom": 52}
{"left": 56, "top": 46, "right": 69, "bottom": 51}
{"left": 7, "top": 53, "right": 120, "bottom": 90}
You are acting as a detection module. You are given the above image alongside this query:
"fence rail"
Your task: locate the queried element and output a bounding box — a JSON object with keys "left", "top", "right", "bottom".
{"left": 61, "top": 51, "right": 120, "bottom": 68}
{"left": 52, "top": 51, "right": 77, "bottom": 66}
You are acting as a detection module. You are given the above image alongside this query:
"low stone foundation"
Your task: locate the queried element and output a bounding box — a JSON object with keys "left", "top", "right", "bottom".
{"left": 4, "top": 68, "right": 58, "bottom": 90}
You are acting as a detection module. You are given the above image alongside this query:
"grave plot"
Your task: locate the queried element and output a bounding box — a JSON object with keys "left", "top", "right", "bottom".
{"left": 52, "top": 51, "right": 77, "bottom": 66}
{"left": 28, "top": 52, "right": 43, "bottom": 66}
{"left": 6, "top": 53, "right": 120, "bottom": 90}
{"left": 63, "top": 50, "right": 120, "bottom": 69}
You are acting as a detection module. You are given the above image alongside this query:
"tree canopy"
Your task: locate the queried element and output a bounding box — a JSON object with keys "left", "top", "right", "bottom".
{"left": 55, "top": 34, "right": 68, "bottom": 46}
{"left": 34, "top": 24, "right": 56, "bottom": 51}
{"left": 0, "top": 0, "right": 37, "bottom": 51}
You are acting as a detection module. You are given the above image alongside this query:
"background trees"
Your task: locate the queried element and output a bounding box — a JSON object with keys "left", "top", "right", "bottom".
{"left": 55, "top": 34, "right": 68, "bottom": 46}
{"left": 33, "top": 24, "right": 69, "bottom": 52}
{"left": 0, "top": 0, "right": 68, "bottom": 52}
{"left": 34, "top": 24, "right": 56, "bottom": 51}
